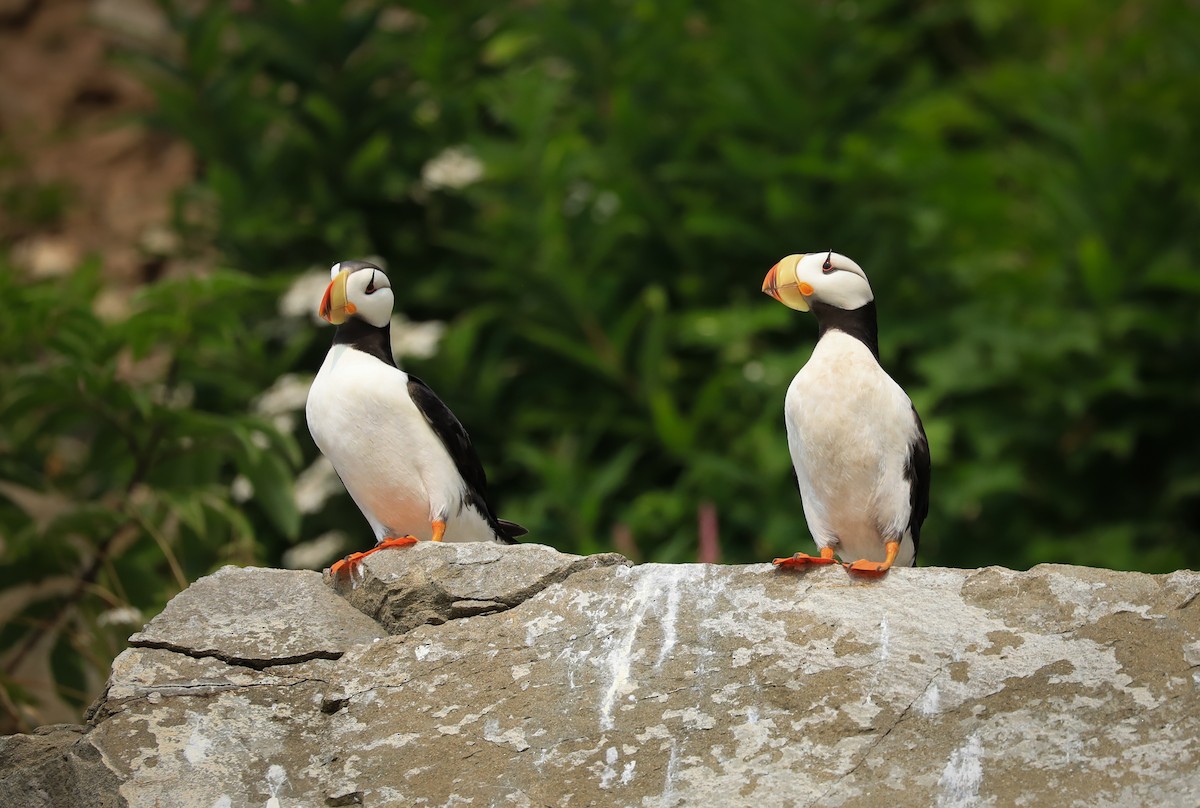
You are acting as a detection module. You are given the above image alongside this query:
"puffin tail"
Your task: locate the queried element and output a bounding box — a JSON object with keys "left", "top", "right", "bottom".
{"left": 495, "top": 519, "right": 528, "bottom": 544}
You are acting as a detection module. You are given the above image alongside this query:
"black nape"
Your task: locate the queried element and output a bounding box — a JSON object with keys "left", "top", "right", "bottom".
{"left": 811, "top": 300, "right": 880, "bottom": 359}
{"left": 332, "top": 318, "right": 396, "bottom": 367}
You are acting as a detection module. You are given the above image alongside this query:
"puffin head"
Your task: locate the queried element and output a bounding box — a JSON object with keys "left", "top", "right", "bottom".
{"left": 318, "top": 260, "right": 394, "bottom": 328}
{"left": 761, "top": 251, "right": 873, "bottom": 313}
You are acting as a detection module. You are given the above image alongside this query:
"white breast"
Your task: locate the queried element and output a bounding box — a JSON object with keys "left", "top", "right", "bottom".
{"left": 784, "top": 332, "right": 918, "bottom": 564}
{"left": 305, "top": 346, "right": 493, "bottom": 543}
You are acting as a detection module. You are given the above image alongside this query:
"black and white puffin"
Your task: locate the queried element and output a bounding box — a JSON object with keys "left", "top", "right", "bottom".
{"left": 761, "top": 251, "right": 930, "bottom": 576}
{"left": 305, "top": 260, "right": 526, "bottom": 575}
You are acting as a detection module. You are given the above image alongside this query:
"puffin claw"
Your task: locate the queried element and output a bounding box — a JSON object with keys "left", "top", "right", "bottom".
{"left": 329, "top": 536, "right": 418, "bottom": 577}
{"left": 773, "top": 548, "right": 838, "bottom": 569}
{"left": 842, "top": 541, "right": 901, "bottom": 578}
{"left": 375, "top": 535, "right": 419, "bottom": 551}
{"left": 843, "top": 559, "right": 891, "bottom": 577}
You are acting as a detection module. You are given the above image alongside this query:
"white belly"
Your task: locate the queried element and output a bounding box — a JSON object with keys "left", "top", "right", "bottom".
{"left": 305, "top": 346, "right": 494, "bottom": 543}
{"left": 784, "top": 332, "right": 917, "bottom": 564}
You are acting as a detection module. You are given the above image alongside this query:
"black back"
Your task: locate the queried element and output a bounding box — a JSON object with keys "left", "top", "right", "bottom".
{"left": 905, "top": 406, "right": 932, "bottom": 557}
{"left": 406, "top": 376, "right": 527, "bottom": 543}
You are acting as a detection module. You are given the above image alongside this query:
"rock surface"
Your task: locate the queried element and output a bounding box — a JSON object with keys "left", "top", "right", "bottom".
{"left": 3, "top": 543, "right": 1200, "bottom": 807}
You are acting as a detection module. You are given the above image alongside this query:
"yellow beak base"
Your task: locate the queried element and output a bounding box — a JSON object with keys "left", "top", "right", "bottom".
{"left": 761, "top": 254, "right": 810, "bottom": 312}
{"left": 319, "top": 270, "right": 356, "bottom": 324}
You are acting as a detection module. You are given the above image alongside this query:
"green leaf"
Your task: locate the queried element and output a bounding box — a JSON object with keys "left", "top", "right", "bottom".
{"left": 241, "top": 450, "right": 301, "bottom": 539}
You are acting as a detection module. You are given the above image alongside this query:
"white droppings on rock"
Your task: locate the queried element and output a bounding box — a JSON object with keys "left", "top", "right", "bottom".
{"left": 636, "top": 724, "right": 671, "bottom": 742}
{"left": 525, "top": 613, "right": 565, "bottom": 647}
{"left": 730, "top": 706, "right": 776, "bottom": 761}
{"left": 663, "top": 706, "right": 716, "bottom": 731}
{"left": 598, "top": 572, "right": 656, "bottom": 730}
{"left": 430, "top": 704, "right": 460, "bottom": 719}
{"left": 183, "top": 729, "right": 210, "bottom": 764}
{"left": 511, "top": 664, "right": 532, "bottom": 680}
{"left": 362, "top": 733, "right": 421, "bottom": 751}
{"left": 264, "top": 764, "right": 288, "bottom": 806}
{"left": 654, "top": 566, "right": 696, "bottom": 667}
{"left": 555, "top": 646, "right": 589, "bottom": 689}
{"left": 483, "top": 719, "right": 531, "bottom": 752}
{"left": 938, "top": 733, "right": 984, "bottom": 808}
{"left": 918, "top": 683, "right": 942, "bottom": 715}
{"left": 595, "top": 746, "right": 622, "bottom": 789}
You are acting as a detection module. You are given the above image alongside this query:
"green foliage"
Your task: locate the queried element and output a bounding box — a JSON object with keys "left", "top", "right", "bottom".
{"left": 133, "top": 0, "right": 1198, "bottom": 573}
{"left": 0, "top": 263, "right": 301, "bottom": 730}
{"left": 3, "top": 0, "right": 1197, "bottom": 729}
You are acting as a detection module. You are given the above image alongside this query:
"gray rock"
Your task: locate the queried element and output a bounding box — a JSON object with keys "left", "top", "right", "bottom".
{"left": 3, "top": 544, "right": 1200, "bottom": 807}
{"left": 0, "top": 724, "right": 124, "bottom": 808}
{"left": 127, "top": 565, "right": 387, "bottom": 667}
{"left": 327, "top": 540, "right": 630, "bottom": 633}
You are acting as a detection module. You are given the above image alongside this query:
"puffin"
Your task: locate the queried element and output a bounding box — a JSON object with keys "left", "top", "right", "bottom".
{"left": 761, "top": 251, "right": 930, "bottom": 576}
{"left": 305, "top": 260, "right": 526, "bottom": 576}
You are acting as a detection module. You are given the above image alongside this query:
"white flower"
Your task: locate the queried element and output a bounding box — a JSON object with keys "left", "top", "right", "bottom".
{"left": 378, "top": 7, "right": 424, "bottom": 32}
{"left": 391, "top": 315, "right": 446, "bottom": 361}
{"left": 563, "top": 181, "right": 593, "bottom": 216}
{"left": 593, "top": 190, "right": 620, "bottom": 222}
{"left": 231, "top": 475, "right": 254, "bottom": 502}
{"left": 255, "top": 374, "right": 313, "bottom": 416}
{"left": 97, "top": 606, "right": 144, "bottom": 628}
{"left": 742, "top": 361, "right": 766, "bottom": 382}
{"left": 280, "top": 270, "right": 332, "bottom": 322}
{"left": 293, "top": 456, "right": 345, "bottom": 514}
{"left": 421, "top": 146, "right": 484, "bottom": 191}
{"left": 282, "top": 531, "right": 349, "bottom": 570}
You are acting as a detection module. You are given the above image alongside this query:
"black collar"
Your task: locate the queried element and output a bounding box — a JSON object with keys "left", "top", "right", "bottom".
{"left": 331, "top": 318, "right": 396, "bottom": 367}
{"left": 811, "top": 300, "right": 879, "bottom": 359}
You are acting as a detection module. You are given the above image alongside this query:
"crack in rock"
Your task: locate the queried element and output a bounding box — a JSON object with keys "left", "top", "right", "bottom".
{"left": 127, "top": 637, "right": 343, "bottom": 671}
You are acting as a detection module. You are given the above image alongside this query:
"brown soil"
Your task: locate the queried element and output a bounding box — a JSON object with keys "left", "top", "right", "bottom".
{"left": 0, "top": 0, "right": 192, "bottom": 287}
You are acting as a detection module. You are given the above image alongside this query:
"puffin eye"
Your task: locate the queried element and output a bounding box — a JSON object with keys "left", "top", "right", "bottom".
{"left": 365, "top": 271, "right": 378, "bottom": 294}
{"left": 822, "top": 250, "right": 835, "bottom": 273}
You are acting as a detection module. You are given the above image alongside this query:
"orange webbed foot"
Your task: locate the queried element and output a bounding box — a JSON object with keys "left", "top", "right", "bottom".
{"left": 773, "top": 547, "right": 838, "bottom": 569}
{"left": 329, "top": 536, "right": 418, "bottom": 576}
{"left": 843, "top": 558, "right": 891, "bottom": 577}
{"left": 842, "top": 541, "right": 901, "bottom": 578}
{"left": 375, "top": 535, "right": 420, "bottom": 551}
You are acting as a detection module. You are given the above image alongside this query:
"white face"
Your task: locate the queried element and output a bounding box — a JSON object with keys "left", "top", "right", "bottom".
{"left": 322, "top": 262, "right": 395, "bottom": 328}
{"left": 763, "top": 251, "right": 874, "bottom": 312}
{"left": 345, "top": 265, "right": 394, "bottom": 328}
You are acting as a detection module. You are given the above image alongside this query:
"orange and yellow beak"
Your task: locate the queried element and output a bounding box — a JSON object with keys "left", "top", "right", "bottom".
{"left": 762, "top": 254, "right": 813, "bottom": 312}
{"left": 318, "top": 269, "right": 357, "bottom": 325}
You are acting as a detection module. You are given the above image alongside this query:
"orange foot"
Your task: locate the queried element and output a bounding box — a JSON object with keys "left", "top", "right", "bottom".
{"left": 843, "top": 540, "right": 901, "bottom": 578}
{"left": 773, "top": 547, "right": 838, "bottom": 569}
{"left": 330, "top": 535, "right": 418, "bottom": 576}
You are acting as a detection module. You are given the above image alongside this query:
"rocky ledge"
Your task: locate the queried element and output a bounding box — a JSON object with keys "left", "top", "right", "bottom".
{"left": 2, "top": 543, "right": 1199, "bottom": 807}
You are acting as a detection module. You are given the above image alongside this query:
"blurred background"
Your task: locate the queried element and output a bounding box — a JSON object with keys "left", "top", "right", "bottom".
{"left": 1, "top": 0, "right": 1197, "bottom": 731}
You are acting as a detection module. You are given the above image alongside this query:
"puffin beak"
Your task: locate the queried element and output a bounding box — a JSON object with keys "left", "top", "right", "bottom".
{"left": 762, "top": 254, "right": 811, "bottom": 312}
{"left": 319, "top": 269, "right": 356, "bottom": 324}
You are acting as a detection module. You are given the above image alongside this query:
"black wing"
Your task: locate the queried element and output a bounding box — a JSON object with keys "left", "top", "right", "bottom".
{"left": 406, "top": 375, "right": 526, "bottom": 543}
{"left": 904, "top": 404, "right": 932, "bottom": 559}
